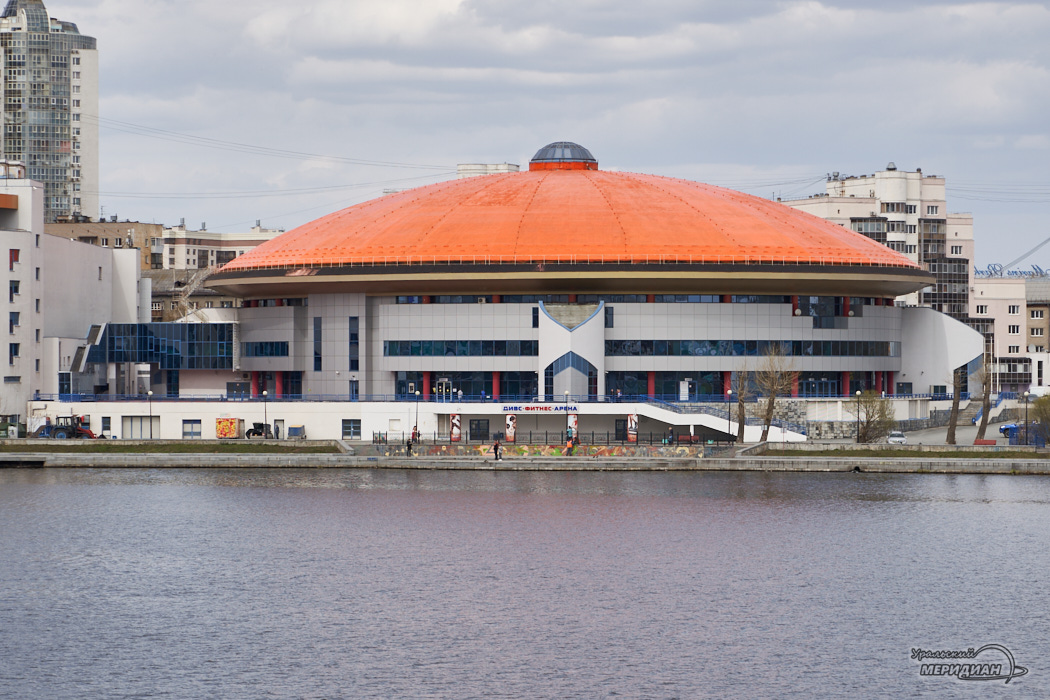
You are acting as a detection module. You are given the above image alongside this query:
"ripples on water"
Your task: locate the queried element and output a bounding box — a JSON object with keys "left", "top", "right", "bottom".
{"left": 1, "top": 468, "right": 1047, "bottom": 698}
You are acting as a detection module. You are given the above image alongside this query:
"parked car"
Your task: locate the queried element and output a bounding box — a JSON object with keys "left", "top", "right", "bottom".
{"left": 887, "top": 431, "right": 907, "bottom": 445}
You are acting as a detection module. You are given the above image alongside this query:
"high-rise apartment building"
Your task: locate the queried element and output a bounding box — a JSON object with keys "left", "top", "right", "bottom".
{"left": 0, "top": 0, "right": 97, "bottom": 223}
{"left": 782, "top": 164, "right": 974, "bottom": 320}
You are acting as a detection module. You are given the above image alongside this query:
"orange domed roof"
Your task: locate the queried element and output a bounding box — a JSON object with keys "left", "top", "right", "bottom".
{"left": 220, "top": 168, "right": 918, "bottom": 272}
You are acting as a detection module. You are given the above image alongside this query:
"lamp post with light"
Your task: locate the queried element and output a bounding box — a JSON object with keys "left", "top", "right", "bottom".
{"left": 147, "top": 390, "right": 153, "bottom": 439}
{"left": 415, "top": 390, "right": 420, "bottom": 441}
{"left": 262, "top": 390, "right": 268, "bottom": 436}
{"left": 726, "top": 388, "right": 733, "bottom": 440}
{"left": 855, "top": 389, "right": 862, "bottom": 443}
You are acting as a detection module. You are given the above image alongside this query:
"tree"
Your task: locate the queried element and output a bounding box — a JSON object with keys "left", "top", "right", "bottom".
{"left": 1029, "top": 395, "right": 1050, "bottom": 444}
{"left": 848, "top": 390, "right": 897, "bottom": 443}
{"left": 974, "top": 365, "right": 992, "bottom": 441}
{"left": 731, "top": 364, "right": 755, "bottom": 444}
{"left": 945, "top": 366, "right": 964, "bottom": 445}
{"left": 755, "top": 342, "right": 798, "bottom": 442}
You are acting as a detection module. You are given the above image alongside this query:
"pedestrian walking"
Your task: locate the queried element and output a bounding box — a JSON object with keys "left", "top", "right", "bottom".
{"left": 493, "top": 439, "right": 502, "bottom": 461}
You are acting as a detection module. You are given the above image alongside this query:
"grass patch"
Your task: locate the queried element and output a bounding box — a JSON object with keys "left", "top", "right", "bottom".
{"left": 0, "top": 441, "right": 340, "bottom": 454}
{"left": 762, "top": 449, "right": 1050, "bottom": 459}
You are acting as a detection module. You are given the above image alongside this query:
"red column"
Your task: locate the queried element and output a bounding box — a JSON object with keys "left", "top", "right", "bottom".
{"left": 841, "top": 371, "right": 851, "bottom": 397}
{"left": 723, "top": 371, "right": 732, "bottom": 395}
{"left": 275, "top": 299, "right": 284, "bottom": 307}
{"left": 791, "top": 295, "right": 799, "bottom": 315}
{"left": 250, "top": 372, "right": 260, "bottom": 398}
{"left": 492, "top": 295, "right": 501, "bottom": 303}
{"left": 792, "top": 374, "right": 799, "bottom": 397}
{"left": 875, "top": 371, "right": 883, "bottom": 394}
{"left": 492, "top": 371, "right": 500, "bottom": 401}
{"left": 842, "top": 296, "right": 850, "bottom": 316}
{"left": 423, "top": 371, "right": 431, "bottom": 400}
{"left": 647, "top": 294, "right": 655, "bottom": 303}
{"left": 568, "top": 294, "right": 577, "bottom": 302}
{"left": 722, "top": 294, "right": 732, "bottom": 303}
{"left": 887, "top": 372, "right": 895, "bottom": 395}
{"left": 647, "top": 371, "right": 656, "bottom": 399}
{"left": 275, "top": 371, "right": 284, "bottom": 398}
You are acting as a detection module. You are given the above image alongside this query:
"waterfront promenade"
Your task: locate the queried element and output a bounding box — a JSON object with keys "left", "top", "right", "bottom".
{"left": 2, "top": 434, "right": 1049, "bottom": 474}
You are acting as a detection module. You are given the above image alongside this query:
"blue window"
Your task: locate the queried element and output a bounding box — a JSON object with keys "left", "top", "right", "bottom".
{"left": 241, "top": 342, "right": 289, "bottom": 357}
{"left": 313, "top": 317, "right": 322, "bottom": 372}
{"left": 349, "top": 317, "right": 359, "bottom": 371}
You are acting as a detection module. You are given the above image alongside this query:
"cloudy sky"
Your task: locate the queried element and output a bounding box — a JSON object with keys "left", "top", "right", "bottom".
{"left": 49, "top": 0, "right": 1050, "bottom": 266}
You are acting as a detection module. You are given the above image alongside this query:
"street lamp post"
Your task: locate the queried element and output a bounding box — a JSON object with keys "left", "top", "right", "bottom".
{"left": 726, "top": 389, "right": 733, "bottom": 440}
{"left": 415, "top": 389, "right": 420, "bottom": 441}
{"left": 1024, "top": 391, "right": 1031, "bottom": 446}
{"left": 147, "top": 390, "right": 153, "bottom": 439}
{"left": 262, "top": 390, "right": 268, "bottom": 436}
{"left": 564, "top": 390, "right": 570, "bottom": 404}
{"left": 855, "top": 390, "right": 862, "bottom": 444}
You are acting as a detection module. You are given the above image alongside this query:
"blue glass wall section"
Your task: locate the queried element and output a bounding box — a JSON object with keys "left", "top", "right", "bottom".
{"left": 85, "top": 324, "right": 233, "bottom": 370}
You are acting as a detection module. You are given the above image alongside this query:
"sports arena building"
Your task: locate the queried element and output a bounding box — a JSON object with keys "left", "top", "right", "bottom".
{"left": 32, "top": 143, "right": 984, "bottom": 441}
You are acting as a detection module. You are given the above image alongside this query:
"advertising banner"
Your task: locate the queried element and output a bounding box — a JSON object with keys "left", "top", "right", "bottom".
{"left": 628, "top": 414, "right": 638, "bottom": 443}
{"left": 505, "top": 414, "right": 516, "bottom": 443}
{"left": 567, "top": 413, "right": 577, "bottom": 438}
{"left": 451, "top": 414, "right": 461, "bottom": 442}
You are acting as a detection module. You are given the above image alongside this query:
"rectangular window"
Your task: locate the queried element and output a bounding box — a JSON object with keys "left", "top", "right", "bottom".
{"left": 8, "top": 343, "right": 18, "bottom": 364}
{"left": 1032, "top": 309, "right": 1045, "bottom": 319}
{"left": 8, "top": 312, "right": 17, "bottom": 333}
{"left": 927, "top": 205, "right": 939, "bottom": 216}
{"left": 341, "top": 418, "right": 361, "bottom": 440}
{"left": 950, "top": 245, "right": 963, "bottom": 255}
{"left": 34, "top": 358, "right": 39, "bottom": 371}
{"left": 34, "top": 267, "right": 39, "bottom": 281}
{"left": 1009, "top": 305, "right": 1020, "bottom": 315}
{"left": 1009, "top": 345, "right": 1020, "bottom": 354}
{"left": 1009, "top": 325, "right": 1020, "bottom": 334}
{"left": 348, "top": 316, "right": 359, "bottom": 371}
{"left": 182, "top": 419, "right": 202, "bottom": 439}
{"left": 8, "top": 281, "right": 18, "bottom": 303}
{"left": 532, "top": 307, "right": 539, "bottom": 328}
{"left": 313, "top": 317, "right": 322, "bottom": 371}
{"left": 604, "top": 306, "right": 614, "bottom": 328}
{"left": 1032, "top": 328, "right": 1044, "bottom": 337}
{"left": 976, "top": 305, "right": 988, "bottom": 314}
{"left": 8, "top": 249, "right": 18, "bottom": 270}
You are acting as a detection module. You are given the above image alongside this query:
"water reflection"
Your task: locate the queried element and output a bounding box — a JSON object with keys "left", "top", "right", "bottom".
{"left": 1, "top": 468, "right": 1048, "bottom": 698}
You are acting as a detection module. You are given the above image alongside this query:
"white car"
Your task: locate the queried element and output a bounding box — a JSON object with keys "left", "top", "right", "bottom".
{"left": 887, "top": 431, "right": 907, "bottom": 445}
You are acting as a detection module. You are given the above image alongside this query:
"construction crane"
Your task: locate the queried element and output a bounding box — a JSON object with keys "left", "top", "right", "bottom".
{"left": 1002, "top": 236, "right": 1050, "bottom": 272}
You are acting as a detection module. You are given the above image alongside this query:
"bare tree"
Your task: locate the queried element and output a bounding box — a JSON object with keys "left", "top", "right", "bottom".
{"left": 974, "top": 365, "right": 992, "bottom": 441}
{"left": 945, "top": 366, "right": 964, "bottom": 445}
{"left": 755, "top": 343, "right": 798, "bottom": 442}
{"left": 847, "top": 390, "right": 897, "bottom": 443}
{"left": 731, "top": 363, "right": 754, "bottom": 443}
